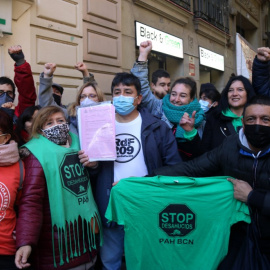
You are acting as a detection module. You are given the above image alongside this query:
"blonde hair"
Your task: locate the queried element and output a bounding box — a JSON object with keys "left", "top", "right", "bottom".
{"left": 68, "top": 82, "right": 105, "bottom": 116}
{"left": 30, "top": 106, "right": 66, "bottom": 138}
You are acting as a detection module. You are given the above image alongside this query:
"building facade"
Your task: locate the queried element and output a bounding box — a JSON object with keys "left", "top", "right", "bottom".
{"left": 0, "top": 0, "right": 269, "bottom": 104}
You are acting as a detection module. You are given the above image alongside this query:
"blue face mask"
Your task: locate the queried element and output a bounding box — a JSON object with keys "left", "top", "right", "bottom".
{"left": 113, "top": 95, "right": 137, "bottom": 116}
{"left": 199, "top": 99, "right": 210, "bottom": 113}
{"left": 0, "top": 92, "right": 14, "bottom": 107}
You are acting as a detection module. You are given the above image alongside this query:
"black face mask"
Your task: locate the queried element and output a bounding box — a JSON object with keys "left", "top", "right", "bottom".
{"left": 53, "top": 94, "right": 62, "bottom": 106}
{"left": 0, "top": 92, "right": 14, "bottom": 107}
{"left": 244, "top": 124, "right": 270, "bottom": 149}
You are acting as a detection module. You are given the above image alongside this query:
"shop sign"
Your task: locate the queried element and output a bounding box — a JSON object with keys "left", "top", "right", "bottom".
{"left": 135, "top": 21, "right": 183, "bottom": 59}
{"left": 199, "top": 47, "right": 224, "bottom": 71}
{"left": 0, "top": 0, "right": 12, "bottom": 34}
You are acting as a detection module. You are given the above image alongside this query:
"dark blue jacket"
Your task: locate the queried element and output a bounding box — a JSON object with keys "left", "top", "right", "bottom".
{"left": 252, "top": 56, "right": 270, "bottom": 96}
{"left": 93, "top": 108, "right": 181, "bottom": 226}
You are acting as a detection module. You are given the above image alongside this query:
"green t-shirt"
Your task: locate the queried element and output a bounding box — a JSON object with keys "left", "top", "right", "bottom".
{"left": 105, "top": 176, "right": 250, "bottom": 270}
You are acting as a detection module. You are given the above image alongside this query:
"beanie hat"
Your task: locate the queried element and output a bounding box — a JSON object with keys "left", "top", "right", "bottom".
{"left": 200, "top": 83, "right": 217, "bottom": 92}
{"left": 52, "top": 83, "right": 64, "bottom": 95}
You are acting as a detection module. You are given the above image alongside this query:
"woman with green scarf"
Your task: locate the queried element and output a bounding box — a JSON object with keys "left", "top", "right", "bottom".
{"left": 131, "top": 40, "right": 205, "bottom": 161}
{"left": 15, "top": 106, "right": 101, "bottom": 270}
{"left": 201, "top": 75, "right": 256, "bottom": 152}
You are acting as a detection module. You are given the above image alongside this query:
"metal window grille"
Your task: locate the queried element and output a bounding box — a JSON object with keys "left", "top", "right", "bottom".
{"left": 170, "top": 0, "right": 191, "bottom": 11}
{"left": 193, "top": 0, "right": 229, "bottom": 33}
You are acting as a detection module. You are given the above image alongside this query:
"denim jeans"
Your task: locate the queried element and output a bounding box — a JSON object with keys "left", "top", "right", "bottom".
{"left": 99, "top": 225, "right": 124, "bottom": 270}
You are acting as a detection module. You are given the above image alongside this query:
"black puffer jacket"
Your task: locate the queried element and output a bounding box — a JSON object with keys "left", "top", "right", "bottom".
{"left": 154, "top": 132, "right": 270, "bottom": 256}
{"left": 252, "top": 56, "right": 270, "bottom": 96}
{"left": 201, "top": 110, "right": 238, "bottom": 152}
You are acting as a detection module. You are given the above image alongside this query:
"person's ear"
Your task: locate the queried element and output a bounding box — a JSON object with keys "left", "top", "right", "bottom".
{"left": 136, "top": 94, "right": 143, "bottom": 106}
{"left": 212, "top": 101, "right": 218, "bottom": 107}
{"left": 3, "top": 134, "right": 11, "bottom": 144}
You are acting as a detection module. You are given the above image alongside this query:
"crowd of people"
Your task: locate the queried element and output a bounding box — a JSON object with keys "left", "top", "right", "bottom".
{"left": 0, "top": 41, "right": 270, "bottom": 270}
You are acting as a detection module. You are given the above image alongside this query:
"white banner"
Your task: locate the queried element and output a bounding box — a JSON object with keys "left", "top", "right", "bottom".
{"left": 135, "top": 21, "right": 183, "bottom": 59}
{"left": 236, "top": 33, "right": 256, "bottom": 81}
{"left": 199, "top": 47, "right": 224, "bottom": 71}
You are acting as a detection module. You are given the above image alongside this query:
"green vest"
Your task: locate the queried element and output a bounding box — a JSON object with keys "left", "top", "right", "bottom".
{"left": 24, "top": 133, "right": 101, "bottom": 267}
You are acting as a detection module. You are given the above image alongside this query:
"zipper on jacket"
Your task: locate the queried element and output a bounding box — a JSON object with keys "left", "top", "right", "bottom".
{"left": 252, "top": 152, "right": 262, "bottom": 237}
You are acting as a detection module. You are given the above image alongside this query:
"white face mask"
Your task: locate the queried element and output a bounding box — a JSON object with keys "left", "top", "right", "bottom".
{"left": 199, "top": 100, "right": 216, "bottom": 113}
{"left": 80, "top": 97, "right": 97, "bottom": 107}
{"left": 199, "top": 99, "right": 210, "bottom": 112}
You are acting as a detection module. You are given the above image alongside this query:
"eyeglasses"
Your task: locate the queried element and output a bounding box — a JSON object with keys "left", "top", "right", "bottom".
{"left": 0, "top": 90, "right": 14, "bottom": 98}
{"left": 80, "top": 94, "right": 97, "bottom": 100}
{"left": 0, "top": 133, "right": 8, "bottom": 137}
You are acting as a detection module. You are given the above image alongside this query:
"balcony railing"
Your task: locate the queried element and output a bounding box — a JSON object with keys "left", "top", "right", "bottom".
{"left": 193, "top": 0, "right": 229, "bottom": 33}
{"left": 169, "top": 0, "right": 191, "bottom": 11}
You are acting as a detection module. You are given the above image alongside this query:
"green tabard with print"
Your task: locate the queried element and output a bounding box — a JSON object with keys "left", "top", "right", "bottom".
{"left": 24, "top": 132, "right": 101, "bottom": 267}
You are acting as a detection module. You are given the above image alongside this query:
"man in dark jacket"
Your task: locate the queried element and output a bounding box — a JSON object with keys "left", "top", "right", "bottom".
{"left": 153, "top": 95, "right": 270, "bottom": 265}
{"left": 79, "top": 72, "right": 181, "bottom": 270}
{"left": 252, "top": 47, "right": 270, "bottom": 96}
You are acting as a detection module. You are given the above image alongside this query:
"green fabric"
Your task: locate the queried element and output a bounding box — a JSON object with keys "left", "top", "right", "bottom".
{"left": 106, "top": 176, "right": 250, "bottom": 270}
{"left": 183, "top": 128, "right": 197, "bottom": 141}
{"left": 222, "top": 108, "right": 243, "bottom": 132}
{"left": 24, "top": 132, "right": 102, "bottom": 267}
{"left": 162, "top": 95, "right": 205, "bottom": 140}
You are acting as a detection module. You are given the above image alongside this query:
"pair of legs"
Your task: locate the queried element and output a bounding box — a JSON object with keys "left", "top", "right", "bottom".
{"left": 99, "top": 225, "right": 124, "bottom": 270}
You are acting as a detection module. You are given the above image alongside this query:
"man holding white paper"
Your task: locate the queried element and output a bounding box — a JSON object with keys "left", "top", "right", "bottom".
{"left": 79, "top": 72, "right": 181, "bottom": 270}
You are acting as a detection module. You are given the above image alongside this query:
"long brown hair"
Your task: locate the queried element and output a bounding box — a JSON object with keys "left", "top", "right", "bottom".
{"left": 68, "top": 82, "right": 105, "bottom": 116}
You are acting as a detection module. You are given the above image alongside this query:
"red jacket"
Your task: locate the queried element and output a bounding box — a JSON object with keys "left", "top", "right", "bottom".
{"left": 14, "top": 62, "right": 37, "bottom": 118}
{"left": 0, "top": 161, "right": 23, "bottom": 255}
{"left": 16, "top": 153, "right": 97, "bottom": 270}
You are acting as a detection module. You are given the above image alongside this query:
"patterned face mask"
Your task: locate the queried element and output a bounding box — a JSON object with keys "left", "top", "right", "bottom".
{"left": 41, "top": 123, "right": 69, "bottom": 145}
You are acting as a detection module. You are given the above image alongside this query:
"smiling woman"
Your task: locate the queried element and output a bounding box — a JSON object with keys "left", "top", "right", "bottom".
{"left": 161, "top": 77, "right": 205, "bottom": 148}
{"left": 169, "top": 77, "right": 196, "bottom": 106}
{"left": 202, "top": 75, "right": 256, "bottom": 152}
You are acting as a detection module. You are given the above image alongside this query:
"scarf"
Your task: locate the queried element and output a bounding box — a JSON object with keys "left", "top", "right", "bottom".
{"left": 0, "top": 140, "right": 20, "bottom": 166}
{"left": 24, "top": 133, "right": 102, "bottom": 267}
{"left": 222, "top": 108, "right": 243, "bottom": 132}
{"left": 162, "top": 95, "right": 205, "bottom": 140}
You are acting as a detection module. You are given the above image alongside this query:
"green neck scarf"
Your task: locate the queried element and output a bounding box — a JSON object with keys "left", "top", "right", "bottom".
{"left": 162, "top": 95, "right": 205, "bottom": 140}
{"left": 222, "top": 108, "right": 243, "bottom": 132}
{"left": 24, "top": 133, "right": 102, "bottom": 267}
